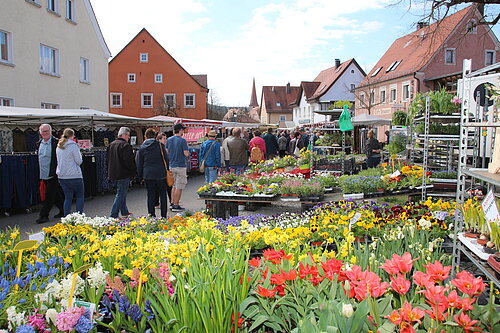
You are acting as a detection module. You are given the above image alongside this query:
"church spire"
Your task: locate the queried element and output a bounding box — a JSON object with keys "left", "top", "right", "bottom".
{"left": 249, "top": 77, "right": 259, "bottom": 108}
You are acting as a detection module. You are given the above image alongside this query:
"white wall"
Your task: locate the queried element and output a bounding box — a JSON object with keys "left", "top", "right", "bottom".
{"left": 293, "top": 93, "right": 328, "bottom": 125}
{"left": 319, "top": 62, "right": 365, "bottom": 103}
{"left": 0, "top": 0, "right": 109, "bottom": 110}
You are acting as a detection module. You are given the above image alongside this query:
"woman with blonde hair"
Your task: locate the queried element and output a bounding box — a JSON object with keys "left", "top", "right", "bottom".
{"left": 56, "top": 128, "right": 84, "bottom": 215}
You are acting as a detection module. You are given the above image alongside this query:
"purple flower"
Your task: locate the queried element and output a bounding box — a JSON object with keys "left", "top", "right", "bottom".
{"left": 127, "top": 304, "right": 143, "bottom": 322}
{"left": 16, "top": 325, "right": 35, "bottom": 333}
{"left": 75, "top": 315, "right": 93, "bottom": 333}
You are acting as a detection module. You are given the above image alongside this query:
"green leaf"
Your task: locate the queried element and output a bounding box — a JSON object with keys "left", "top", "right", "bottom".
{"left": 376, "top": 295, "right": 393, "bottom": 317}
{"left": 239, "top": 296, "right": 258, "bottom": 313}
{"left": 378, "top": 321, "right": 396, "bottom": 333}
{"left": 443, "top": 321, "right": 460, "bottom": 327}
{"left": 248, "top": 314, "right": 271, "bottom": 331}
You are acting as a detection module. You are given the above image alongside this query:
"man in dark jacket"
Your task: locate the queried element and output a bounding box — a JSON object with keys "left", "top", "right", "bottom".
{"left": 36, "top": 124, "right": 64, "bottom": 223}
{"left": 262, "top": 128, "right": 279, "bottom": 159}
{"left": 136, "top": 128, "right": 169, "bottom": 218}
{"left": 107, "top": 127, "right": 136, "bottom": 218}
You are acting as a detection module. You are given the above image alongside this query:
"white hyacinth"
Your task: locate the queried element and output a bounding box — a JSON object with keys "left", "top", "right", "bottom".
{"left": 87, "top": 262, "right": 109, "bottom": 289}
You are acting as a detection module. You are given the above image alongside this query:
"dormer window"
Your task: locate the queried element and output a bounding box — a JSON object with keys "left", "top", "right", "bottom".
{"left": 371, "top": 67, "right": 382, "bottom": 77}
{"left": 276, "top": 102, "right": 281, "bottom": 107}
{"left": 386, "top": 60, "right": 402, "bottom": 72}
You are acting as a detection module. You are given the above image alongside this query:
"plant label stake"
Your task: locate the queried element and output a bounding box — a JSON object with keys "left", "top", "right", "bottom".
{"left": 137, "top": 263, "right": 152, "bottom": 305}
{"left": 13, "top": 240, "right": 38, "bottom": 292}
{"left": 349, "top": 213, "right": 362, "bottom": 231}
{"left": 68, "top": 264, "right": 92, "bottom": 308}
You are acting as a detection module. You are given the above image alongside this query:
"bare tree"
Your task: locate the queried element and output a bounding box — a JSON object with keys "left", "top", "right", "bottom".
{"left": 155, "top": 96, "right": 180, "bottom": 117}
{"left": 207, "top": 90, "right": 221, "bottom": 119}
{"left": 353, "top": 77, "right": 387, "bottom": 115}
{"left": 392, "top": 0, "right": 500, "bottom": 26}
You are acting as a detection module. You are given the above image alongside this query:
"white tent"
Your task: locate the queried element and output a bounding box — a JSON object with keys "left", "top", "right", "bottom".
{"left": 0, "top": 106, "right": 174, "bottom": 127}
{"left": 351, "top": 113, "right": 392, "bottom": 126}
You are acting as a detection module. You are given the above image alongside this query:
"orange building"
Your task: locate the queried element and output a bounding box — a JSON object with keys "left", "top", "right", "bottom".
{"left": 108, "top": 28, "right": 208, "bottom": 119}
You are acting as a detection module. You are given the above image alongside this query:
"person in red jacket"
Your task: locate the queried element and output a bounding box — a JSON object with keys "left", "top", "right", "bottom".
{"left": 249, "top": 130, "right": 266, "bottom": 163}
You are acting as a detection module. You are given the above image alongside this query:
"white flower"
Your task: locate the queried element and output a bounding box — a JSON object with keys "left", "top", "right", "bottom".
{"left": 418, "top": 218, "right": 432, "bottom": 230}
{"left": 7, "top": 306, "right": 26, "bottom": 330}
{"left": 341, "top": 304, "right": 354, "bottom": 318}
{"left": 45, "top": 308, "right": 58, "bottom": 324}
{"left": 59, "top": 273, "right": 85, "bottom": 299}
{"left": 169, "top": 275, "right": 176, "bottom": 282}
{"left": 87, "top": 262, "right": 108, "bottom": 289}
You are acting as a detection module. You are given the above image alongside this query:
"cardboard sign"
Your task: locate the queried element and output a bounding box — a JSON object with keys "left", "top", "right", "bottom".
{"left": 77, "top": 139, "right": 91, "bottom": 149}
{"left": 482, "top": 190, "right": 500, "bottom": 224}
{"left": 183, "top": 128, "right": 206, "bottom": 142}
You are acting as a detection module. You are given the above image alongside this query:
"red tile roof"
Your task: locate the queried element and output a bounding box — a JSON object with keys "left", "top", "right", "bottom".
{"left": 360, "top": 6, "right": 474, "bottom": 87}
{"left": 290, "top": 81, "right": 320, "bottom": 106}
{"left": 192, "top": 75, "right": 208, "bottom": 89}
{"left": 262, "top": 85, "right": 300, "bottom": 113}
{"left": 308, "top": 58, "right": 365, "bottom": 100}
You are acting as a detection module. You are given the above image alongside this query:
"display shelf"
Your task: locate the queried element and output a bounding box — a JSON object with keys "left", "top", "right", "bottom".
{"left": 457, "top": 243, "right": 500, "bottom": 288}
{"left": 462, "top": 168, "right": 500, "bottom": 187}
{"left": 414, "top": 134, "right": 460, "bottom": 140}
{"left": 464, "top": 122, "right": 500, "bottom": 128}
{"left": 413, "top": 114, "right": 461, "bottom": 122}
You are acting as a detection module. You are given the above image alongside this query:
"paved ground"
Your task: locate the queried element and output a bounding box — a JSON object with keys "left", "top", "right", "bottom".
{"left": 0, "top": 174, "right": 321, "bottom": 237}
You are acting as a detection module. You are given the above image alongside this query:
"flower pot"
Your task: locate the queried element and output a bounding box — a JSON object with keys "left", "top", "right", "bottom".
{"left": 343, "top": 193, "right": 364, "bottom": 200}
{"left": 477, "top": 239, "right": 488, "bottom": 246}
{"left": 464, "top": 232, "right": 480, "bottom": 239}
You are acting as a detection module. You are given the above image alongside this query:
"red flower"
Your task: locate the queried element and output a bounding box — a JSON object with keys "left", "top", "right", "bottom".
{"left": 418, "top": 284, "right": 449, "bottom": 307}
{"left": 231, "top": 312, "right": 244, "bottom": 328}
{"left": 308, "top": 274, "right": 324, "bottom": 286}
{"left": 451, "top": 270, "right": 486, "bottom": 297}
{"left": 400, "top": 302, "right": 425, "bottom": 324}
{"left": 454, "top": 312, "right": 482, "bottom": 333}
{"left": 270, "top": 273, "right": 287, "bottom": 286}
{"left": 274, "top": 284, "right": 286, "bottom": 296}
{"left": 390, "top": 275, "right": 411, "bottom": 295}
{"left": 321, "top": 258, "right": 346, "bottom": 281}
{"left": 280, "top": 269, "right": 297, "bottom": 281}
{"left": 255, "top": 285, "right": 276, "bottom": 298}
{"left": 298, "top": 262, "right": 318, "bottom": 279}
{"left": 249, "top": 257, "right": 261, "bottom": 268}
{"left": 423, "top": 260, "right": 451, "bottom": 282}
{"left": 381, "top": 253, "right": 418, "bottom": 276}
{"left": 385, "top": 310, "right": 402, "bottom": 325}
{"left": 412, "top": 271, "right": 434, "bottom": 288}
{"left": 262, "top": 249, "right": 292, "bottom": 264}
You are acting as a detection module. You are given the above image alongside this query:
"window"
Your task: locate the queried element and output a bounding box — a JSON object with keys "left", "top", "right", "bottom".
{"left": 39, "top": 44, "right": 59, "bottom": 75}
{"left": 110, "top": 93, "right": 122, "bottom": 108}
{"left": 390, "top": 88, "right": 397, "bottom": 102}
{"left": 0, "top": 30, "right": 12, "bottom": 64}
{"left": 41, "top": 102, "right": 59, "bottom": 109}
{"left": 380, "top": 90, "right": 386, "bottom": 103}
{"left": 0, "top": 97, "right": 13, "bottom": 106}
{"left": 445, "top": 48, "right": 456, "bottom": 64}
{"left": 359, "top": 93, "right": 365, "bottom": 104}
{"left": 80, "top": 57, "right": 89, "bottom": 83}
{"left": 350, "top": 84, "right": 356, "bottom": 92}
{"left": 386, "top": 60, "right": 402, "bottom": 72}
{"left": 163, "top": 94, "right": 176, "bottom": 107}
{"left": 402, "top": 84, "right": 410, "bottom": 100}
{"left": 371, "top": 67, "right": 382, "bottom": 77}
{"left": 276, "top": 102, "right": 281, "bottom": 107}
{"left": 48, "top": 0, "right": 58, "bottom": 13}
{"left": 25, "top": 0, "right": 41, "bottom": 6}
{"left": 485, "top": 50, "right": 496, "bottom": 66}
{"left": 466, "top": 20, "right": 477, "bottom": 33}
{"left": 66, "top": 0, "right": 74, "bottom": 21}
{"left": 279, "top": 115, "right": 286, "bottom": 122}
{"left": 154, "top": 73, "right": 163, "bottom": 83}
{"left": 128, "top": 73, "right": 136, "bottom": 82}
{"left": 369, "top": 91, "right": 374, "bottom": 104}
{"left": 184, "top": 94, "right": 195, "bottom": 108}
{"left": 141, "top": 93, "right": 153, "bottom": 108}
{"left": 140, "top": 53, "right": 148, "bottom": 63}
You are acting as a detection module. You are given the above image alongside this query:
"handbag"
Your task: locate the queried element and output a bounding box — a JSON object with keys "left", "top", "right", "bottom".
{"left": 159, "top": 142, "right": 175, "bottom": 186}
{"left": 199, "top": 141, "right": 216, "bottom": 173}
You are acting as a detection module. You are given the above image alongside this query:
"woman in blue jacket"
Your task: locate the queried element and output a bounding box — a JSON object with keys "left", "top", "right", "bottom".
{"left": 56, "top": 128, "right": 84, "bottom": 216}
{"left": 199, "top": 130, "right": 221, "bottom": 184}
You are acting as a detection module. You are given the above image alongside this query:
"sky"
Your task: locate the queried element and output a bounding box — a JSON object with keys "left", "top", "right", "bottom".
{"left": 90, "top": 0, "right": 500, "bottom": 107}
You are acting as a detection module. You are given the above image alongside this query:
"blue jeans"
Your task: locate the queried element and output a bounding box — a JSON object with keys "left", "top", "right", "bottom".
{"left": 229, "top": 165, "right": 246, "bottom": 175}
{"left": 59, "top": 178, "right": 84, "bottom": 215}
{"left": 204, "top": 167, "right": 218, "bottom": 184}
{"left": 110, "top": 178, "right": 130, "bottom": 218}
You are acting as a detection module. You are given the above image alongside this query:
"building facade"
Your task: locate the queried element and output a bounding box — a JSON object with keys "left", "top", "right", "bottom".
{"left": 0, "top": 0, "right": 110, "bottom": 110}
{"left": 108, "top": 29, "right": 208, "bottom": 119}
{"left": 291, "top": 59, "right": 366, "bottom": 125}
{"left": 356, "top": 5, "right": 499, "bottom": 125}
{"left": 260, "top": 83, "right": 300, "bottom": 126}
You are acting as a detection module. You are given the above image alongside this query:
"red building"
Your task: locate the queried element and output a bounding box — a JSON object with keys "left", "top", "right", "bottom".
{"left": 108, "top": 28, "right": 208, "bottom": 119}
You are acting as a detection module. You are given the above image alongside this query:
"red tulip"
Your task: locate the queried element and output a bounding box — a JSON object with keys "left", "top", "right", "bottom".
{"left": 249, "top": 257, "right": 261, "bottom": 268}
{"left": 423, "top": 260, "right": 451, "bottom": 282}
{"left": 412, "top": 271, "right": 434, "bottom": 288}
{"left": 270, "top": 273, "right": 287, "bottom": 286}
{"left": 390, "top": 275, "right": 411, "bottom": 295}
{"left": 385, "top": 310, "right": 403, "bottom": 325}
{"left": 400, "top": 302, "right": 425, "bottom": 324}
{"left": 280, "top": 269, "right": 297, "bottom": 281}
{"left": 255, "top": 285, "right": 276, "bottom": 298}
{"left": 381, "top": 252, "right": 418, "bottom": 276}
{"left": 454, "top": 312, "right": 482, "bottom": 332}
{"left": 451, "top": 270, "right": 486, "bottom": 297}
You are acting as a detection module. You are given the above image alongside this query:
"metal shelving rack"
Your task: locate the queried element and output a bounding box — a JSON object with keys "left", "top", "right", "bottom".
{"left": 313, "top": 125, "right": 353, "bottom": 175}
{"left": 452, "top": 60, "right": 500, "bottom": 287}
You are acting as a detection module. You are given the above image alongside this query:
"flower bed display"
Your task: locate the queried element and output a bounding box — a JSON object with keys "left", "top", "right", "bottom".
{"left": 0, "top": 198, "right": 498, "bottom": 332}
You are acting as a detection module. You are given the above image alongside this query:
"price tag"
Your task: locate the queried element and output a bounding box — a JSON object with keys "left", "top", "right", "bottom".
{"left": 75, "top": 300, "right": 96, "bottom": 316}
{"left": 433, "top": 211, "right": 448, "bottom": 220}
{"left": 349, "top": 213, "right": 362, "bottom": 230}
{"left": 390, "top": 170, "right": 401, "bottom": 178}
{"left": 482, "top": 190, "right": 500, "bottom": 225}
{"left": 29, "top": 232, "right": 45, "bottom": 243}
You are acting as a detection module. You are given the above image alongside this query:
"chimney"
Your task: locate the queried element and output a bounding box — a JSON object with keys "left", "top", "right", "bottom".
{"left": 335, "top": 59, "right": 341, "bottom": 68}
{"left": 416, "top": 21, "right": 428, "bottom": 31}
{"left": 286, "top": 82, "right": 291, "bottom": 94}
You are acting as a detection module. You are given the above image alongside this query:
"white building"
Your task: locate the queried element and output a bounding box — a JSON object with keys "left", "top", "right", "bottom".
{"left": 291, "top": 59, "right": 366, "bottom": 125}
{"left": 0, "top": 0, "right": 110, "bottom": 110}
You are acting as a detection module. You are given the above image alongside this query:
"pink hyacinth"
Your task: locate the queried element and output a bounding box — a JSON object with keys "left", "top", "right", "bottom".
{"left": 56, "top": 307, "right": 85, "bottom": 332}
{"left": 28, "top": 309, "right": 48, "bottom": 332}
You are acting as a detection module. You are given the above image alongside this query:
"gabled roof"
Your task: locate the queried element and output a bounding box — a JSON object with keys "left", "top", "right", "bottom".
{"left": 360, "top": 6, "right": 474, "bottom": 86}
{"left": 109, "top": 28, "right": 208, "bottom": 91}
{"left": 308, "top": 58, "right": 365, "bottom": 101}
{"left": 261, "top": 85, "right": 300, "bottom": 113}
{"left": 192, "top": 75, "right": 208, "bottom": 89}
{"left": 290, "top": 81, "right": 320, "bottom": 106}
{"left": 83, "top": 0, "right": 111, "bottom": 58}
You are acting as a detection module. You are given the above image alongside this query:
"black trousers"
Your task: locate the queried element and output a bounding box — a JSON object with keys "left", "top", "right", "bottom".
{"left": 39, "top": 177, "right": 64, "bottom": 218}
{"left": 145, "top": 179, "right": 168, "bottom": 218}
